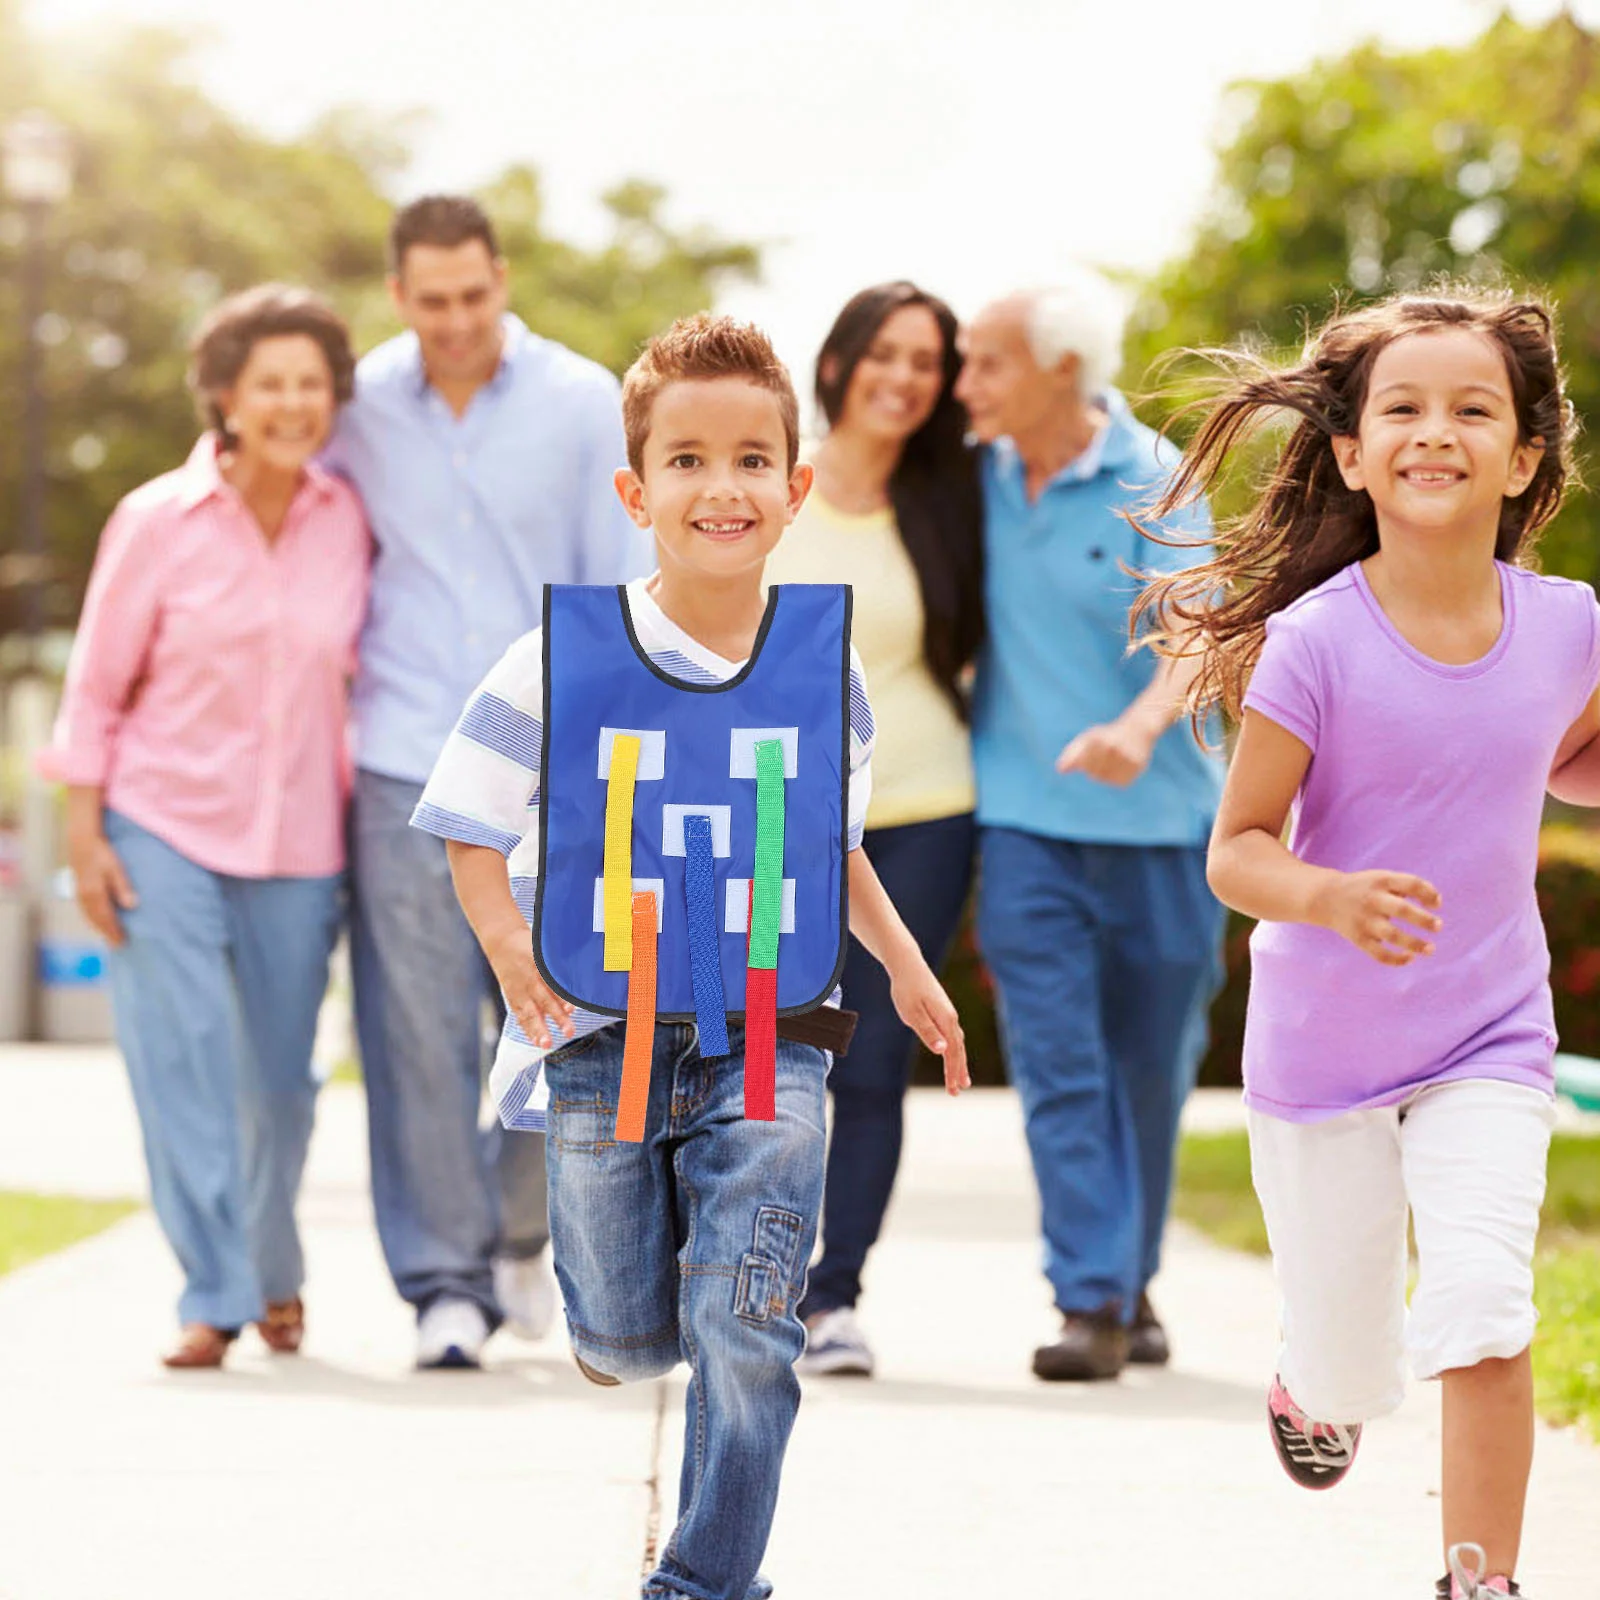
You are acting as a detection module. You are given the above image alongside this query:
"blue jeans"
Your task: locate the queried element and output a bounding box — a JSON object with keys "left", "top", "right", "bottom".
{"left": 544, "top": 1021, "right": 826, "bottom": 1600}
{"left": 976, "top": 827, "right": 1224, "bottom": 1317}
{"left": 103, "top": 812, "right": 341, "bottom": 1328}
{"left": 348, "top": 769, "right": 549, "bottom": 1322}
{"left": 799, "top": 812, "right": 974, "bottom": 1319}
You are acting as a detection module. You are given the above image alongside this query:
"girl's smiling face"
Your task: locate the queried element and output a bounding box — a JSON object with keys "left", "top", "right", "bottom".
{"left": 1332, "top": 326, "right": 1543, "bottom": 539}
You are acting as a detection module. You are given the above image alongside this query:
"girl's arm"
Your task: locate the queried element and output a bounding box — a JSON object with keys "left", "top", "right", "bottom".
{"left": 446, "top": 841, "right": 573, "bottom": 1050}
{"left": 1210, "top": 711, "right": 1441, "bottom": 967}
{"left": 847, "top": 848, "right": 970, "bottom": 1093}
{"left": 1548, "top": 687, "right": 1600, "bottom": 804}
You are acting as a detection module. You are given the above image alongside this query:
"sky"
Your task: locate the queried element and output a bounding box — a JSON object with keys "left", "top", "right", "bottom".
{"left": 36, "top": 0, "right": 1600, "bottom": 381}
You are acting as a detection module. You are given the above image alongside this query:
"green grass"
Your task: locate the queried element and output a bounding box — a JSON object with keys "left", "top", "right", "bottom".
{"left": 1172, "top": 1129, "right": 1600, "bottom": 1437}
{"left": 0, "top": 1191, "right": 141, "bottom": 1277}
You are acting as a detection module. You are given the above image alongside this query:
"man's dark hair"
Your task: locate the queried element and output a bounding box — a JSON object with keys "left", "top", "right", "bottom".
{"left": 389, "top": 195, "right": 500, "bottom": 274}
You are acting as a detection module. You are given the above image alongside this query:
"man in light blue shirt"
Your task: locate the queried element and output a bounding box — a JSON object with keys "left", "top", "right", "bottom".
{"left": 328, "top": 195, "right": 648, "bottom": 1368}
{"left": 957, "top": 271, "right": 1224, "bottom": 1385}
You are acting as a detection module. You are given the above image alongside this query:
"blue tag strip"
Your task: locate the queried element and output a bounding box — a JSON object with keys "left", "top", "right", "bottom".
{"left": 683, "top": 814, "right": 730, "bottom": 1058}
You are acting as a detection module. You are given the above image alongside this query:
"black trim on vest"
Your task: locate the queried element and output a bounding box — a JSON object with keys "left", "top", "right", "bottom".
{"left": 616, "top": 582, "right": 780, "bottom": 694}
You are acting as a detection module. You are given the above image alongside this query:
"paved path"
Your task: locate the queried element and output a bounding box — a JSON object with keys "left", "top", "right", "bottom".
{"left": 1, "top": 1047, "right": 1596, "bottom": 1598}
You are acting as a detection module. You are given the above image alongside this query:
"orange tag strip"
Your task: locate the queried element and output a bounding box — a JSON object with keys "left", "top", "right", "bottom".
{"left": 615, "top": 890, "right": 658, "bottom": 1143}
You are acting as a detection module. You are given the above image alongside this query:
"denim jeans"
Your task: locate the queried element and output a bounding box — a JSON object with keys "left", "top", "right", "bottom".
{"left": 103, "top": 811, "right": 341, "bottom": 1328}
{"left": 544, "top": 1021, "right": 826, "bottom": 1600}
{"left": 799, "top": 812, "right": 975, "bottom": 1320}
{"left": 976, "top": 827, "right": 1224, "bottom": 1317}
{"left": 348, "top": 769, "right": 549, "bottom": 1322}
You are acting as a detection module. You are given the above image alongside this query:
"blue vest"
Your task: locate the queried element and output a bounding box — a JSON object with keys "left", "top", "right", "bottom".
{"left": 534, "top": 583, "right": 851, "bottom": 1020}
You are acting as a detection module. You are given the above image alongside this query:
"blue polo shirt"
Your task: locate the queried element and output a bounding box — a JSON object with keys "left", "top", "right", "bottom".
{"left": 971, "top": 390, "right": 1223, "bottom": 847}
{"left": 326, "top": 314, "right": 651, "bottom": 784}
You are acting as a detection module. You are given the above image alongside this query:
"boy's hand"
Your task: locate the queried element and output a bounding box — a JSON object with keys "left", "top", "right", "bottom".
{"left": 1312, "top": 869, "right": 1442, "bottom": 967}
{"left": 485, "top": 926, "right": 574, "bottom": 1050}
{"left": 887, "top": 955, "right": 970, "bottom": 1095}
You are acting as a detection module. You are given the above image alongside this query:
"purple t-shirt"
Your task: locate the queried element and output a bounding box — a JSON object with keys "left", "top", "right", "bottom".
{"left": 1241, "top": 560, "right": 1600, "bottom": 1122}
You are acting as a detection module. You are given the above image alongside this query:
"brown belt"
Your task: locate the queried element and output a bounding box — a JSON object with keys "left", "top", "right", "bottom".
{"left": 775, "top": 1007, "right": 858, "bottom": 1057}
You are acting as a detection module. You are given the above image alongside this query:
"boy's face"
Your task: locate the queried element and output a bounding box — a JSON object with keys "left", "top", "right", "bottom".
{"left": 615, "top": 377, "right": 811, "bottom": 584}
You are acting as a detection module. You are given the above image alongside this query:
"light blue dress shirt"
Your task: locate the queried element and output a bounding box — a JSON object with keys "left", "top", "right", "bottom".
{"left": 971, "top": 389, "right": 1224, "bottom": 847}
{"left": 327, "top": 314, "right": 651, "bottom": 784}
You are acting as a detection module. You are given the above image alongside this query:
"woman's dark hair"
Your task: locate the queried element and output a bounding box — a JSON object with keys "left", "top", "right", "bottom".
{"left": 188, "top": 284, "right": 356, "bottom": 445}
{"left": 1135, "top": 286, "right": 1574, "bottom": 723}
{"left": 816, "top": 282, "right": 984, "bottom": 718}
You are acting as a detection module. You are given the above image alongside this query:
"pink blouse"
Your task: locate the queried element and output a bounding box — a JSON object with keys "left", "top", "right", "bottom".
{"left": 40, "top": 435, "right": 371, "bottom": 878}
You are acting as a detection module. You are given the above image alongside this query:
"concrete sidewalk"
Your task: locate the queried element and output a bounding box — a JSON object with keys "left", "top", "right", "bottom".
{"left": 1, "top": 1048, "right": 1596, "bottom": 1599}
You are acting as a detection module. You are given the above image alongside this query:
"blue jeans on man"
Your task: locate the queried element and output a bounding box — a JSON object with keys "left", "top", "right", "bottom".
{"left": 545, "top": 1020, "right": 826, "bottom": 1600}
{"left": 348, "top": 769, "right": 548, "bottom": 1324}
{"left": 977, "top": 828, "right": 1223, "bottom": 1323}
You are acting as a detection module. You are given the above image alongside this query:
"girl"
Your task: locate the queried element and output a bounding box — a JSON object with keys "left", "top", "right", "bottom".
{"left": 764, "top": 282, "right": 983, "bottom": 1376}
{"left": 1138, "top": 289, "right": 1600, "bottom": 1599}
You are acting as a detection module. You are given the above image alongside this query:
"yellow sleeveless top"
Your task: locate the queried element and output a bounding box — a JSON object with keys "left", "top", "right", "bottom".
{"left": 765, "top": 489, "right": 974, "bottom": 830}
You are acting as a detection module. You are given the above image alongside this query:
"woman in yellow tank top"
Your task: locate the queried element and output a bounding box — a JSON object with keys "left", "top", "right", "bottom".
{"left": 765, "top": 282, "right": 983, "bottom": 1376}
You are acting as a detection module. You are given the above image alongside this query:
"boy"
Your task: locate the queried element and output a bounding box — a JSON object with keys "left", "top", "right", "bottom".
{"left": 413, "top": 313, "right": 968, "bottom": 1600}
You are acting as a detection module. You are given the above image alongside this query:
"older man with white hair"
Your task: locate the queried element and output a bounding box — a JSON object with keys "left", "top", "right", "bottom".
{"left": 955, "top": 273, "right": 1225, "bottom": 1382}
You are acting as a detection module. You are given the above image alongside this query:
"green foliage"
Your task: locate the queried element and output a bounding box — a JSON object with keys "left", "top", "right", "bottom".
{"left": 1124, "top": 12, "right": 1600, "bottom": 581}
{"left": 1171, "top": 1131, "right": 1269, "bottom": 1255}
{"left": 0, "top": 1189, "right": 138, "bottom": 1275}
{"left": 1533, "top": 1244, "right": 1600, "bottom": 1435}
{"left": 0, "top": 10, "right": 759, "bottom": 631}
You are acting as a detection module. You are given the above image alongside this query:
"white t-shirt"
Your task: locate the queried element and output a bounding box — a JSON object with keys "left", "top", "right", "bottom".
{"left": 413, "top": 576, "right": 875, "bottom": 1129}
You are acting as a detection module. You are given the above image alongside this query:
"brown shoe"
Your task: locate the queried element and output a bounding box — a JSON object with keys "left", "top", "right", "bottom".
{"left": 1032, "top": 1304, "right": 1129, "bottom": 1382}
{"left": 161, "top": 1324, "right": 237, "bottom": 1370}
{"left": 573, "top": 1351, "right": 621, "bottom": 1387}
{"left": 258, "top": 1297, "right": 305, "bottom": 1355}
{"left": 1127, "top": 1292, "right": 1170, "bottom": 1367}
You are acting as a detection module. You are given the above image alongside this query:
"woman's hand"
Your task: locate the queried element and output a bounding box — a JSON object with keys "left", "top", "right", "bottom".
{"left": 887, "top": 953, "right": 970, "bottom": 1095}
{"left": 485, "top": 925, "right": 573, "bottom": 1051}
{"left": 1311, "top": 869, "right": 1442, "bottom": 967}
{"left": 68, "top": 829, "right": 138, "bottom": 947}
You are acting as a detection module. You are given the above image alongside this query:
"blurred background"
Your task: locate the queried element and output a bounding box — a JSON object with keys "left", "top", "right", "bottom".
{"left": 6, "top": 0, "right": 1600, "bottom": 1075}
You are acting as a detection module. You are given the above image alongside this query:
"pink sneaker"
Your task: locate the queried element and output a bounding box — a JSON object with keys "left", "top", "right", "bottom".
{"left": 1435, "top": 1544, "right": 1521, "bottom": 1598}
{"left": 1266, "top": 1375, "right": 1361, "bottom": 1490}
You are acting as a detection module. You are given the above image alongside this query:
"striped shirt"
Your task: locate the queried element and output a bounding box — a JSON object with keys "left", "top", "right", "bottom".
{"left": 40, "top": 434, "right": 370, "bottom": 877}
{"left": 413, "top": 576, "right": 875, "bottom": 1129}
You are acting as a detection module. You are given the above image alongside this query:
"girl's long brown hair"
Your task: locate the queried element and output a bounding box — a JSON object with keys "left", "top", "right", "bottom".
{"left": 1134, "top": 289, "right": 1575, "bottom": 723}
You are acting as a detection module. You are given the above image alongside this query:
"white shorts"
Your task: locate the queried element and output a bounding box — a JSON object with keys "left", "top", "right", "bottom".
{"left": 1248, "top": 1077, "right": 1555, "bottom": 1424}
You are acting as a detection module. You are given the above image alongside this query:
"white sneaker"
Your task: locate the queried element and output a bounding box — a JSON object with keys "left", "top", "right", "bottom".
{"left": 416, "top": 1297, "right": 489, "bottom": 1370}
{"left": 797, "top": 1307, "right": 875, "bottom": 1377}
{"left": 493, "top": 1254, "right": 557, "bottom": 1341}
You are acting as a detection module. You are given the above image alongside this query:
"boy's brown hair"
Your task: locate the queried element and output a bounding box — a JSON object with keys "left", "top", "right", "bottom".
{"left": 622, "top": 313, "right": 800, "bottom": 474}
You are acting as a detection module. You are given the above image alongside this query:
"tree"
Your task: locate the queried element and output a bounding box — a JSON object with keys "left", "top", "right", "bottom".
{"left": 1126, "top": 11, "right": 1600, "bottom": 582}
{"left": 0, "top": 14, "right": 761, "bottom": 631}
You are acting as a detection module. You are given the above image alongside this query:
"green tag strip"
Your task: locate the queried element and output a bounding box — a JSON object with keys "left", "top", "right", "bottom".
{"left": 749, "top": 739, "right": 786, "bottom": 970}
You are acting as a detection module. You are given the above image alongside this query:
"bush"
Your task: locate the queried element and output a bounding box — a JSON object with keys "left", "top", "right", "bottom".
{"left": 913, "top": 823, "right": 1600, "bottom": 1090}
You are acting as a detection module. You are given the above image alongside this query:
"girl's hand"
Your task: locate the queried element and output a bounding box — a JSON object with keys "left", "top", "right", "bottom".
{"left": 1313, "top": 870, "right": 1442, "bottom": 967}
{"left": 486, "top": 927, "right": 573, "bottom": 1050}
{"left": 887, "top": 955, "right": 970, "bottom": 1095}
{"left": 68, "top": 830, "right": 138, "bottom": 947}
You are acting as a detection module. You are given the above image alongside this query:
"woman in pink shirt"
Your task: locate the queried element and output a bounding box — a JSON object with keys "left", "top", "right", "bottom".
{"left": 40, "top": 285, "right": 369, "bottom": 1369}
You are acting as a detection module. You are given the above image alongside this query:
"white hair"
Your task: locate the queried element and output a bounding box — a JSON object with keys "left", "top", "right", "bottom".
{"left": 1021, "top": 268, "right": 1128, "bottom": 397}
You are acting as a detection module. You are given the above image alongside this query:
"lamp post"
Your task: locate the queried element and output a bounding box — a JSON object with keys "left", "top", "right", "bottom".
{"left": 3, "top": 110, "right": 73, "bottom": 660}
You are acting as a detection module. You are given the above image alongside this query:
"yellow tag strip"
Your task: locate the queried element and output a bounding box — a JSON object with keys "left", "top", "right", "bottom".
{"left": 602, "top": 733, "right": 641, "bottom": 971}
